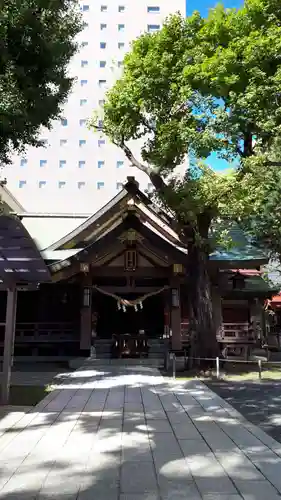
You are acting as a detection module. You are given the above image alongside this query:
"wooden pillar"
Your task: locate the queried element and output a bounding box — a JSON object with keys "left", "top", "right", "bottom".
{"left": 80, "top": 275, "right": 92, "bottom": 351}
{"left": 2, "top": 286, "right": 17, "bottom": 405}
{"left": 212, "top": 286, "right": 223, "bottom": 339}
{"left": 250, "top": 298, "right": 263, "bottom": 340}
{"left": 171, "top": 280, "right": 182, "bottom": 350}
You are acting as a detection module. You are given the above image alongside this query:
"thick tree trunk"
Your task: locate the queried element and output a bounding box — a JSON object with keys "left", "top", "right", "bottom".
{"left": 186, "top": 242, "right": 219, "bottom": 366}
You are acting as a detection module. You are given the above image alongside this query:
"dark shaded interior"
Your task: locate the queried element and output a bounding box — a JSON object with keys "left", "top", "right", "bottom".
{"left": 95, "top": 292, "right": 164, "bottom": 338}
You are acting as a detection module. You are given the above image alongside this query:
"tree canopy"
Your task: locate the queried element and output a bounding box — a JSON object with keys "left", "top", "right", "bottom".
{"left": 0, "top": 0, "right": 83, "bottom": 165}
{"left": 90, "top": 0, "right": 281, "bottom": 357}
{"left": 91, "top": 0, "right": 281, "bottom": 236}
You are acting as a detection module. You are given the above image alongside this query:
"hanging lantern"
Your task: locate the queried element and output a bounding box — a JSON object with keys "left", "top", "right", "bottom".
{"left": 117, "top": 301, "right": 121, "bottom": 310}
{"left": 122, "top": 304, "right": 126, "bottom": 312}
{"left": 134, "top": 304, "right": 138, "bottom": 312}
{"left": 173, "top": 263, "right": 183, "bottom": 275}
{"left": 82, "top": 288, "right": 90, "bottom": 307}
{"left": 80, "top": 263, "right": 89, "bottom": 274}
{"left": 139, "top": 301, "right": 143, "bottom": 309}
{"left": 172, "top": 288, "right": 179, "bottom": 307}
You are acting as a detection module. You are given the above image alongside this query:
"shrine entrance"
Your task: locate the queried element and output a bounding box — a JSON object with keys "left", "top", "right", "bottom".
{"left": 95, "top": 292, "right": 164, "bottom": 339}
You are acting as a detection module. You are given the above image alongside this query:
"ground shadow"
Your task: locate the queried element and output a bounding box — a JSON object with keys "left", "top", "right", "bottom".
{"left": 0, "top": 367, "right": 280, "bottom": 499}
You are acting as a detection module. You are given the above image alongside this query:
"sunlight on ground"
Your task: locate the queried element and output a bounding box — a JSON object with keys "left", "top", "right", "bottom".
{"left": 226, "top": 370, "right": 281, "bottom": 381}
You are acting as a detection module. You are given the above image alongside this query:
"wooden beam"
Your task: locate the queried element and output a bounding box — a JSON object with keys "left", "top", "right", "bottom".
{"left": 92, "top": 267, "right": 170, "bottom": 277}
{"left": 93, "top": 286, "right": 163, "bottom": 294}
{"left": 2, "top": 286, "right": 17, "bottom": 404}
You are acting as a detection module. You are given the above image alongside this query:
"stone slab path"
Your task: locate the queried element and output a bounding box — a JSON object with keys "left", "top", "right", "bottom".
{"left": 0, "top": 361, "right": 281, "bottom": 499}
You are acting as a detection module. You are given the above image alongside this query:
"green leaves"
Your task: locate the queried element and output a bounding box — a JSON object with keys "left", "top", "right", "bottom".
{"left": 0, "top": 0, "right": 83, "bottom": 164}
{"left": 90, "top": 0, "right": 281, "bottom": 252}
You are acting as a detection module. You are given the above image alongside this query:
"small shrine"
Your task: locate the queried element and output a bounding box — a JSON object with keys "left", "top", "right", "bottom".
{"left": 0, "top": 177, "right": 277, "bottom": 361}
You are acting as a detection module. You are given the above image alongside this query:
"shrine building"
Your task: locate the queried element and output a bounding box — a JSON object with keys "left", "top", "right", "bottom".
{"left": 0, "top": 177, "right": 276, "bottom": 362}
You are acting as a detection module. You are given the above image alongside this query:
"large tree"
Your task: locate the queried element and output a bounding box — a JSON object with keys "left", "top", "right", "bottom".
{"left": 90, "top": 0, "right": 281, "bottom": 359}
{"left": 0, "top": 0, "right": 83, "bottom": 165}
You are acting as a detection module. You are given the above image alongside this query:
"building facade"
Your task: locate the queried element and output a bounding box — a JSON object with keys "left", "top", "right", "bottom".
{"left": 3, "top": 0, "right": 186, "bottom": 214}
{"left": 0, "top": 178, "right": 275, "bottom": 363}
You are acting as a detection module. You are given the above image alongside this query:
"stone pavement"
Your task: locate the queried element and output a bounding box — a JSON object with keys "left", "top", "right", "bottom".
{"left": 0, "top": 361, "right": 281, "bottom": 499}
{"left": 206, "top": 379, "right": 281, "bottom": 444}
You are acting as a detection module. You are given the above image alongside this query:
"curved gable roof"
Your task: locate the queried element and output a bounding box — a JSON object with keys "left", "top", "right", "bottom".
{"left": 46, "top": 177, "right": 182, "bottom": 252}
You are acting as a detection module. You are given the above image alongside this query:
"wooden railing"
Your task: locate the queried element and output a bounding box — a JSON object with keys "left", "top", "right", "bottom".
{"left": 218, "top": 322, "right": 255, "bottom": 343}
{"left": 0, "top": 322, "right": 79, "bottom": 343}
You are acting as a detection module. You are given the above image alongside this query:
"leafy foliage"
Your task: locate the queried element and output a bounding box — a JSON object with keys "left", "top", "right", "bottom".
{"left": 90, "top": 0, "right": 281, "bottom": 252}
{"left": 89, "top": 0, "right": 281, "bottom": 357}
{"left": 239, "top": 160, "right": 281, "bottom": 258}
{"left": 0, "top": 0, "right": 83, "bottom": 164}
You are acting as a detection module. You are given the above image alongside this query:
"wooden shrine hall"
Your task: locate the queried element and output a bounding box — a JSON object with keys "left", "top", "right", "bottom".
{"left": 0, "top": 177, "right": 276, "bottom": 362}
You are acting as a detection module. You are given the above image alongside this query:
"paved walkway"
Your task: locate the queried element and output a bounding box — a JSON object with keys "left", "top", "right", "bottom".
{"left": 0, "top": 361, "right": 281, "bottom": 499}
{"left": 207, "top": 379, "right": 281, "bottom": 444}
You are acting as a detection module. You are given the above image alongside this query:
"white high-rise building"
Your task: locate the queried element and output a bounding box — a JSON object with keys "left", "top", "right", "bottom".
{"left": 4, "top": 0, "right": 186, "bottom": 213}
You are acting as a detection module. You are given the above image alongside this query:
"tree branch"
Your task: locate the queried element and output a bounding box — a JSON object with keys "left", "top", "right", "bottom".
{"left": 120, "top": 139, "right": 153, "bottom": 176}
{"left": 265, "top": 161, "right": 281, "bottom": 167}
{"left": 118, "top": 138, "right": 169, "bottom": 193}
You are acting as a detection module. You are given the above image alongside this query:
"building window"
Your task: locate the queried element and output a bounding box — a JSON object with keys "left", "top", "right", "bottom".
{"left": 97, "top": 181, "right": 105, "bottom": 189}
{"left": 79, "top": 139, "right": 86, "bottom": 147}
{"left": 99, "top": 99, "right": 105, "bottom": 106}
{"left": 116, "top": 182, "right": 123, "bottom": 190}
{"left": 78, "top": 181, "right": 86, "bottom": 189}
{"left": 100, "top": 23, "right": 107, "bottom": 30}
{"left": 19, "top": 180, "right": 26, "bottom": 188}
{"left": 101, "top": 5, "right": 107, "bottom": 11}
{"left": 82, "top": 4, "right": 89, "bottom": 11}
{"left": 61, "top": 118, "right": 68, "bottom": 126}
{"left": 58, "top": 181, "right": 66, "bottom": 189}
{"left": 40, "top": 160, "right": 47, "bottom": 167}
{"left": 118, "top": 24, "right": 125, "bottom": 32}
{"left": 84, "top": 23, "right": 89, "bottom": 29}
{"left": 116, "top": 160, "right": 124, "bottom": 168}
{"left": 38, "top": 181, "right": 47, "bottom": 188}
{"left": 59, "top": 160, "right": 66, "bottom": 168}
{"left": 98, "top": 139, "right": 105, "bottom": 147}
{"left": 118, "top": 61, "right": 123, "bottom": 68}
{"left": 97, "top": 119, "right": 103, "bottom": 130}
{"left": 100, "top": 61, "right": 106, "bottom": 68}
{"left": 20, "top": 159, "right": 27, "bottom": 167}
{"left": 118, "top": 5, "right": 125, "bottom": 12}
{"left": 118, "top": 42, "right": 125, "bottom": 49}
{"left": 81, "top": 41, "right": 88, "bottom": 48}
{"left": 147, "top": 182, "right": 153, "bottom": 191}
{"left": 98, "top": 160, "right": 104, "bottom": 169}
{"left": 147, "top": 6, "right": 160, "bottom": 12}
{"left": 41, "top": 138, "right": 48, "bottom": 145}
{"left": 79, "top": 119, "right": 87, "bottom": 127}
{"left": 100, "top": 42, "right": 106, "bottom": 49}
{"left": 80, "top": 99, "right": 87, "bottom": 106}
{"left": 147, "top": 24, "right": 160, "bottom": 32}
{"left": 60, "top": 139, "right": 67, "bottom": 146}
{"left": 80, "top": 79, "right": 88, "bottom": 86}
{"left": 81, "top": 60, "right": 88, "bottom": 67}
{"left": 79, "top": 161, "right": 86, "bottom": 168}
{"left": 98, "top": 79, "right": 106, "bottom": 87}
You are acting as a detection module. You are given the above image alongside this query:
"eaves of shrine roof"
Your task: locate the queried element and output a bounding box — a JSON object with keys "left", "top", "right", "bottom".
{"left": 46, "top": 213, "right": 187, "bottom": 274}
{"left": 43, "top": 177, "right": 181, "bottom": 252}
{"left": 0, "top": 214, "right": 51, "bottom": 286}
{"left": 210, "top": 224, "right": 268, "bottom": 267}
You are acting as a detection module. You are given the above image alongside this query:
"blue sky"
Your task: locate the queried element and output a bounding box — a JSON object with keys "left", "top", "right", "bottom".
{"left": 187, "top": 0, "right": 243, "bottom": 170}
{"left": 186, "top": 0, "right": 242, "bottom": 17}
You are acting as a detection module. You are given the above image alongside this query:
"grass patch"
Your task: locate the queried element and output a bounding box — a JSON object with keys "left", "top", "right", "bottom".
{"left": 164, "top": 361, "right": 281, "bottom": 382}
{"left": 224, "top": 369, "right": 281, "bottom": 381}
{"left": 173, "top": 365, "right": 281, "bottom": 382}
{"left": 8, "top": 385, "right": 52, "bottom": 406}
